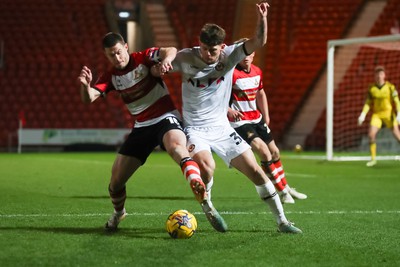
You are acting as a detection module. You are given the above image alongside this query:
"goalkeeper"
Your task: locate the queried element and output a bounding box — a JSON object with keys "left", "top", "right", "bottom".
{"left": 357, "top": 66, "right": 400, "bottom": 167}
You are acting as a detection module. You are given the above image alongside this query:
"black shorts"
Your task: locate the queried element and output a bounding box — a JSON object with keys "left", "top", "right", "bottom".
{"left": 234, "top": 121, "right": 273, "bottom": 145}
{"left": 118, "top": 116, "right": 183, "bottom": 164}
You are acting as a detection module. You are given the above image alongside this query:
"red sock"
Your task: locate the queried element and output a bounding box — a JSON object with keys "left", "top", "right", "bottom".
{"left": 274, "top": 159, "right": 287, "bottom": 187}
{"left": 180, "top": 157, "right": 201, "bottom": 182}
{"left": 261, "top": 161, "right": 285, "bottom": 192}
{"left": 108, "top": 185, "right": 126, "bottom": 213}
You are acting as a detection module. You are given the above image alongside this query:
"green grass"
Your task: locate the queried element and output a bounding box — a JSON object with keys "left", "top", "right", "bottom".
{"left": 0, "top": 151, "right": 399, "bottom": 266}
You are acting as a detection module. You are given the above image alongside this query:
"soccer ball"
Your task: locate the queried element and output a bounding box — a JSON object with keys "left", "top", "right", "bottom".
{"left": 166, "top": 210, "right": 197, "bottom": 239}
{"left": 294, "top": 144, "right": 303, "bottom": 153}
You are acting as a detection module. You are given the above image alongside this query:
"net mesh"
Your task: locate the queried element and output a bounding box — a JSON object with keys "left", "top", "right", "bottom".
{"left": 332, "top": 39, "right": 400, "bottom": 156}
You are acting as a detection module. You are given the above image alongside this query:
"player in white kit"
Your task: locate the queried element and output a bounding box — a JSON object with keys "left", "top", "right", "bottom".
{"left": 154, "top": 1, "right": 302, "bottom": 234}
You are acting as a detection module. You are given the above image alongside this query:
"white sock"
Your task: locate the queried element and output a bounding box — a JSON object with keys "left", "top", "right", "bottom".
{"left": 205, "top": 177, "right": 214, "bottom": 208}
{"left": 255, "top": 182, "right": 288, "bottom": 225}
{"left": 279, "top": 187, "right": 289, "bottom": 195}
{"left": 114, "top": 208, "right": 126, "bottom": 215}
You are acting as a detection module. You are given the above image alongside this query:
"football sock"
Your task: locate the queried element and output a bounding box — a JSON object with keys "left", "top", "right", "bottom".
{"left": 261, "top": 161, "right": 287, "bottom": 194}
{"left": 369, "top": 142, "right": 376, "bottom": 161}
{"left": 108, "top": 185, "right": 126, "bottom": 213}
{"left": 180, "top": 157, "right": 202, "bottom": 183}
{"left": 255, "top": 182, "right": 288, "bottom": 225}
{"left": 205, "top": 177, "right": 214, "bottom": 208}
{"left": 273, "top": 159, "right": 288, "bottom": 187}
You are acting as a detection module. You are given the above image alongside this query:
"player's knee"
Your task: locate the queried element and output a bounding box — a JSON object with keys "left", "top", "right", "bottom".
{"left": 271, "top": 150, "right": 280, "bottom": 161}
{"left": 368, "top": 136, "right": 376, "bottom": 143}
{"left": 200, "top": 163, "right": 215, "bottom": 179}
{"left": 195, "top": 159, "right": 215, "bottom": 179}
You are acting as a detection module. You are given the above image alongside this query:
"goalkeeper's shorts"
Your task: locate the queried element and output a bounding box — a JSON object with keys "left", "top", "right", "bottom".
{"left": 370, "top": 112, "right": 398, "bottom": 128}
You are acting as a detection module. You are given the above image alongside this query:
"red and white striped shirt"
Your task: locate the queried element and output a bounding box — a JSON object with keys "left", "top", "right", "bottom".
{"left": 229, "top": 64, "right": 263, "bottom": 127}
{"left": 94, "top": 47, "right": 179, "bottom": 128}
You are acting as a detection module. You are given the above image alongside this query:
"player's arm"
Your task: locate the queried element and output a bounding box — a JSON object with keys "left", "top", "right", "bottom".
{"left": 78, "top": 66, "right": 102, "bottom": 103}
{"left": 358, "top": 92, "right": 372, "bottom": 125}
{"left": 391, "top": 85, "right": 400, "bottom": 122}
{"left": 243, "top": 1, "right": 269, "bottom": 55}
{"left": 152, "top": 47, "right": 177, "bottom": 76}
{"left": 228, "top": 107, "right": 244, "bottom": 122}
{"left": 256, "top": 89, "right": 270, "bottom": 125}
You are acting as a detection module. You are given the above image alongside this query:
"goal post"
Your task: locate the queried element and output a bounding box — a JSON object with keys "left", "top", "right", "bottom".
{"left": 326, "top": 34, "right": 400, "bottom": 161}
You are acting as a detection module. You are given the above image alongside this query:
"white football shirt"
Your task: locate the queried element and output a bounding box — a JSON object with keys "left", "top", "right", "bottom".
{"left": 172, "top": 43, "right": 247, "bottom": 127}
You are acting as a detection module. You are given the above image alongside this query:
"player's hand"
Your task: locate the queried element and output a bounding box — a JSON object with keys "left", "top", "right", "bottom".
{"left": 358, "top": 112, "right": 366, "bottom": 126}
{"left": 78, "top": 66, "right": 92, "bottom": 87}
{"left": 159, "top": 60, "right": 173, "bottom": 74}
{"left": 228, "top": 108, "right": 244, "bottom": 122}
{"left": 256, "top": 1, "right": 269, "bottom": 18}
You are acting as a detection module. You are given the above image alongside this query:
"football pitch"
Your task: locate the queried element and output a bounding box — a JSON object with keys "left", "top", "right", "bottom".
{"left": 0, "top": 151, "right": 399, "bottom": 266}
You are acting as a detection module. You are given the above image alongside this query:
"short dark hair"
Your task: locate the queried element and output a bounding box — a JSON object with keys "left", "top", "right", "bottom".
{"left": 102, "top": 32, "right": 125, "bottom": 49}
{"left": 199, "top": 23, "right": 226, "bottom": 46}
{"left": 374, "top": 65, "right": 385, "bottom": 73}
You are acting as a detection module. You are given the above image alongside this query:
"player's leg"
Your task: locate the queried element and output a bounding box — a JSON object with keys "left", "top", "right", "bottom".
{"left": 251, "top": 137, "right": 294, "bottom": 204}
{"left": 162, "top": 126, "right": 205, "bottom": 203}
{"left": 105, "top": 126, "right": 157, "bottom": 231}
{"left": 267, "top": 140, "right": 307, "bottom": 200}
{"left": 186, "top": 127, "right": 227, "bottom": 232}
{"left": 105, "top": 153, "right": 142, "bottom": 231}
{"left": 194, "top": 150, "right": 227, "bottom": 232}
{"left": 192, "top": 150, "right": 215, "bottom": 202}
{"left": 367, "top": 114, "right": 383, "bottom": 166}
{"left": 243, "top": 122, "right": 295, "bottom": 203}
{"left": 367, "top": 115, "right": 381, "bottom": 166}
{"left": 392, "top": 125, "right": 400, "bottom": 141}
{"left": 389, "top": 117, "right": 400, "bottom": 142}
{"left": 230, "top": 149, "right": 302, "bottom": 233}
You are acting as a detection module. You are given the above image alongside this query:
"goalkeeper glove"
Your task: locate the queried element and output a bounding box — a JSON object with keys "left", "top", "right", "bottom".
{"left": 358, "top": 112, "right": 366, "bottom": 126}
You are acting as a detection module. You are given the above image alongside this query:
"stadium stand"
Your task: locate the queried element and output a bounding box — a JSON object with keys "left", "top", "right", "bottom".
{"left": 0, "top": 0, "right": 130, "bottom": 148}
{"left": 1, "top": 0, "right": 397, "bottom": 151}
{"left": 264, "top": 0, "right": 363, "bottom": 142}
{"left": 165, "top": 0, "right": 237, "bottom": 48}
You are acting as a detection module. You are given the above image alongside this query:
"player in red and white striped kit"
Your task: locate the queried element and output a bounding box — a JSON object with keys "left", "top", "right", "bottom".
{"left": 77, "top": 32, "right": 205, "bottom": 232}
{"left": 228, "top": 44, "right": 307, "bottom": 204}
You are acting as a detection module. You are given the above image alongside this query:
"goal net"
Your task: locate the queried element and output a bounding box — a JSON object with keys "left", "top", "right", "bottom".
{"left": 326, "top": 34, "right": 400, "bottom": 161}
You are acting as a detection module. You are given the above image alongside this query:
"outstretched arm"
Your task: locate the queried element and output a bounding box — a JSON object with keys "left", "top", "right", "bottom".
{"left": 151, "top": 47, "right": 178, "bottom": 76}
{"left": 244, "top": 1, "right": 269, "bottom": 54}
{"left": 77, "top": 66, "right": 102, "bottom": 103}
{"left": 392, "top": 88, "right": 400, "bottom": 122}
{"left": 159, "top": 47, "right": 177, "bottom": 73}
{"left": 358, "top": 94, "right": 371, "bottom": 126}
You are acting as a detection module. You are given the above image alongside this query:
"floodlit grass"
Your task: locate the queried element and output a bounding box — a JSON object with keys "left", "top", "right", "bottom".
{"left": 0, "top": 152, "right": 399, "bottom": 266}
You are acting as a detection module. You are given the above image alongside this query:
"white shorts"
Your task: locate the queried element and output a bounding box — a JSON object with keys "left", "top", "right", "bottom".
{"left": 185, "top": 125, "right": 251, "bottom": 166}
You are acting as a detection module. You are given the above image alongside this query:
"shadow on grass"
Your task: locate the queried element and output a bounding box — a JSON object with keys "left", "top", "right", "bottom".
{"left": 0, "top": 226, "right": 172, "bottom": 239}
{"left": 0, "top": 224, "right": 282, "bottom": 239}
{"left": 69, "top": 195, "right": 194, "bottom": 201}
{"left": 68, "top": 195, "right": 254, "bottom": 201}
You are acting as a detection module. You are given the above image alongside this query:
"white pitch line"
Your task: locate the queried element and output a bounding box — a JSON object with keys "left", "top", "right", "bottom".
{"left": 1, "top": 210, "right": 399, "bottom": 218}
{"left": 285, "top": 172, "right": 317, "bottom": 178}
